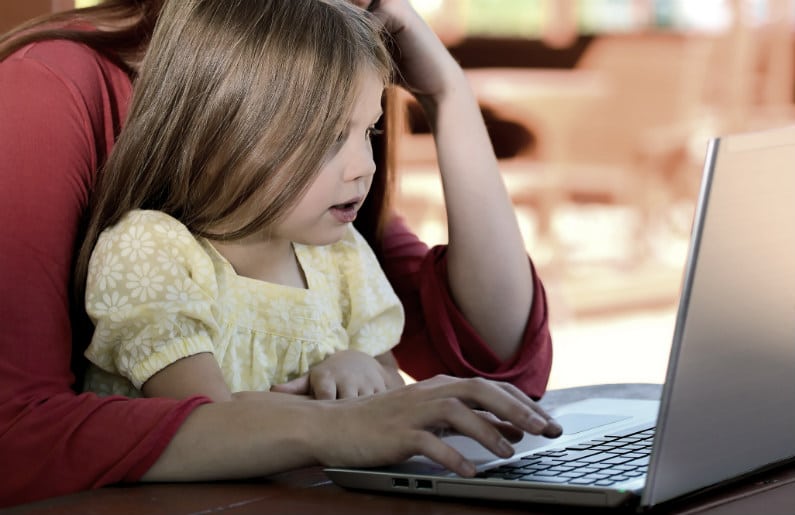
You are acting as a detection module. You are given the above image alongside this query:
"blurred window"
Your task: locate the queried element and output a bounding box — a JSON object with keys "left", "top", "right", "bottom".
{"left": 412, "top": 0, "right": 781, "bottom": 38}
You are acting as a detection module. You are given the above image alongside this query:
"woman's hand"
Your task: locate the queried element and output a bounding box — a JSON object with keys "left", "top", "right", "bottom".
{"left": 270, "top": 350, "right": 404, "bottom": 399}
{"left": 352, "top": 0, "right": 462, "bottom": 100}
{"left": 312, "top": 375, "right": 563, "bottom": 477}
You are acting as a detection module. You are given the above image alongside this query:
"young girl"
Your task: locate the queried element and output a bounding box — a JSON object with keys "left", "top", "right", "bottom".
{"left": 75, "top": 0, "right": 405, "bottom": 402}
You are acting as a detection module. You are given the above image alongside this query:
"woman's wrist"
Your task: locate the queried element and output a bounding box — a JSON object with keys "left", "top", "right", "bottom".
{"left": 414, "top": 68, "right": 475, "bottom": 133}
{"left": 142, "top": 396, "right": 325, "bottom": 481}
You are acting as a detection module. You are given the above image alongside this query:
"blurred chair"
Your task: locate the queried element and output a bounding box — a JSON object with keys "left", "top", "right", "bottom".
{"left": 634, "top": 0, "right": 795, "bottom": 249}
{"left": 560, "top": 0, "right": 795, "bottom": 261}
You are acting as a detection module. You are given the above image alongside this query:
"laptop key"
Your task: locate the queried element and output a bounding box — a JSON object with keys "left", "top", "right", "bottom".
{"left": 604, "top": 424, "right": 655, "bottom": 438}
{"left": 497, "top": 462, "right": 527, "bottom": 470}
{"left": 603, "top": 456, "right": 635, "bottom": 465}
{"left": 548, "top": 465, "right": 577, "bottom": 472}
{"left": 577, "top": 473, "right": 612, "bottom": 481}
{"left": 626, "top": 457, "right": 650, "bottom": 467}
{"left": 595, "top": 479, "right": 617, "bottom": 486}
{"left": 532, "top": 469, "right": 564, "bottom": 477}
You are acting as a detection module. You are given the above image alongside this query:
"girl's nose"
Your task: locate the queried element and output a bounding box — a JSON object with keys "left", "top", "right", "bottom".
{"left": 344, "top": 145, "right": 376, "bottom": 182}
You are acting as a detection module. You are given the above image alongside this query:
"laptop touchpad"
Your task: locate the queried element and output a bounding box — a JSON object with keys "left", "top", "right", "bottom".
{"left": 556, "top": 413, "right": 631, "bottom": 435}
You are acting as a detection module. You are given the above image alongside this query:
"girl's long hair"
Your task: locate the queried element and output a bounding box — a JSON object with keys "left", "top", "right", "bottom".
{"left": 1, "top": 0, "right": 397, "bottom": 284}
{"left": 71, "top": 0, "right": 394, "bottom": 302}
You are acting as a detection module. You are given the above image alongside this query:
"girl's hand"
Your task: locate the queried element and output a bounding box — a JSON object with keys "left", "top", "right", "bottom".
{"left": 313, "top": 375, "right": 563, "bottom": 477}
{"left": 270, "top": 350, "right": 404, "bottom": 399}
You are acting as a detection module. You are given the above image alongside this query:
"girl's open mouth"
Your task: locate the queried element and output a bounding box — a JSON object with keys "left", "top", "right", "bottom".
{"left": 329, "top": 200, "right": 359, "bottom": 223}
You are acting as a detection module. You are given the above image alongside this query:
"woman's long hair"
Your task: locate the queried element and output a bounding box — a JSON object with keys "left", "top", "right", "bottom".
{"left": 72, "top": 0, "right": 393, "bottom": 301}
{"left": 0, "top": 0, "right": 162, "bottom": 75}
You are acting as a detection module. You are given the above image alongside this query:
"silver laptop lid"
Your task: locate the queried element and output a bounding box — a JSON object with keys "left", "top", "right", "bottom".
{"left": 643, "top": 126, "right": 795, "bottom": 506}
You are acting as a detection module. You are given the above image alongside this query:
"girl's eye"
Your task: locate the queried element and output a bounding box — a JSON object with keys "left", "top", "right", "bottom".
{"left": 366, "top": 126, "right": 384, "bottom": 140}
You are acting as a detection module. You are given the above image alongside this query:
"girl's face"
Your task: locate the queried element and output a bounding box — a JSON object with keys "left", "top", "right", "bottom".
{"left": 272, "top": 69, "right": 384, "bottom": 246}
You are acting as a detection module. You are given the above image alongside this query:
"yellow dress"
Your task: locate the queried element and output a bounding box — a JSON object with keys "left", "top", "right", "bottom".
{"left": 83, "top": 210, "right": 404, "bottom": 397}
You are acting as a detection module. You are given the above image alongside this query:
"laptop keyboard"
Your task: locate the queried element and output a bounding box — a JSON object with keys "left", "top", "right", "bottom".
{"left": 479, "top": 424, "right": 655, "bottom": 487}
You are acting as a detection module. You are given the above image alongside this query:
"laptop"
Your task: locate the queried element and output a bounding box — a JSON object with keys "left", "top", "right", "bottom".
{"left": 325, "top": 125, "right": 795, "bottom": 509}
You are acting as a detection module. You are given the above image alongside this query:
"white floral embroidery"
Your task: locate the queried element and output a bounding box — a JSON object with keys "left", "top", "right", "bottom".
{"left": 153, "top": 221, "right": 183, "bottom": 242}
{"left": 165, "top": 277, "right": 204, "bottom": 303}
{"left": 92, "top": 291, "right": 130, "bottom": 322}
{"left": 118, "top": 225, "right": 155, "bottom": 261}
{"left": 156, "top": 246, "right": 185, "bottom": 277}
{"left": 94, "top": 251, "right": 124, "bottom": 291}
{"left": 126, "top": 262, "right": 165, "bottom": 302}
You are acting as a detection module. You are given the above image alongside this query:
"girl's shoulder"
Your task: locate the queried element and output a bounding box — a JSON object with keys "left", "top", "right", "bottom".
{"left": 90, "top": 210, "right": 219, "bottom": 294}
{"left": 112, "top": 208, "right": 189, "bottom": 230}
{"left": 97, "top": 210, "right": 203, "bottom": 258}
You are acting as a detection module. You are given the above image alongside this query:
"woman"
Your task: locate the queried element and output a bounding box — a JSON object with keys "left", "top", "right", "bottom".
{"left": 0, "top": 0, "right": 555, "bottom": 507}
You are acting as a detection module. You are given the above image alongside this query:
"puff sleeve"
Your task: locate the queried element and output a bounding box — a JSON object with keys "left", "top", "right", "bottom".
{"left": 84, "top": 210, "right": 220, "bottom": 390}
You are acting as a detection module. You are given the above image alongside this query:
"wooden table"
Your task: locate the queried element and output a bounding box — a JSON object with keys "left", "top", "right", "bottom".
{"left": 6, "top": 384, "right": 795, "bottom": 515}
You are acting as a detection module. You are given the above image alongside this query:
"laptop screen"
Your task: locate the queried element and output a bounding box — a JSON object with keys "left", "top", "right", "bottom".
{"left": 644, "top": 126, "right": 795, "bottom": 506}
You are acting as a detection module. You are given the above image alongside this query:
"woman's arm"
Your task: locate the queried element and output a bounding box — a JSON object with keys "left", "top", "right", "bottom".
{"left": 0, "top": 42, "right": 206, "bottom": 507}
{"left": 383, "top": 215, "right": 552, "bottom": 399}
{"left": 369, "top": 1, "right": 538, "bottom": 361}
{"left": 143, "top": 374, "right": 561, "bottom": 482}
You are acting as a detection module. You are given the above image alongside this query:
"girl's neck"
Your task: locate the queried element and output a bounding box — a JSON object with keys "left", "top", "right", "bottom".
{"left": 209, "top": 238, "right": 307, "bottom": 288}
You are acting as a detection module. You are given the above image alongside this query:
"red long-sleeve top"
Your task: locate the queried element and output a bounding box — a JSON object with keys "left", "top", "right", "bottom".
{"left": 0, "top": 39, "right": 552, "bottom": 507}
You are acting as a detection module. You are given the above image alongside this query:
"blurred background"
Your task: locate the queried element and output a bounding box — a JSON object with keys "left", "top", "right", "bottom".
{"left": 3, "top": 0, "right": 794, "bottom": 389}
{"left": 396, "top": 0, "right": 795, "bottom": 390}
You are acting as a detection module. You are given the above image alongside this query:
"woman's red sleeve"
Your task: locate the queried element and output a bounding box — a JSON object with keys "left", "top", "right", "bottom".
{"left": 0, "top": 41, "right": 210, "bottom": 508}
{"left": 382, "top": 215, "right": 553, "bottom": 399}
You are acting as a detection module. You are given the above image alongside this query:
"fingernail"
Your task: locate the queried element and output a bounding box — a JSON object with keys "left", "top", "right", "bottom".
{"left": 529, "top": 414, "right": 547, "bottom": 432}
{"left": 545, "top": 420, "right": 564, "bottom": 437}
{"left": 498, "top": 438, "right": 514, "bottom": 458}
{"left": 461, "top": 460, "right": 476, "bottom": 477}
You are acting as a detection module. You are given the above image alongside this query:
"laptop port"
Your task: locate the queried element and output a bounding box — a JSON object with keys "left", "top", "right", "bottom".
{"left": 391, "top": 477, "right": 409, "bottom": 488}
{"left": 415, "top": 479, "right": 433, "bottom": 490}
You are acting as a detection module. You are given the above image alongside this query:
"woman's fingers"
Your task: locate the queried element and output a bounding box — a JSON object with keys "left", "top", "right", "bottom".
{"left": 347, "top": 0, "right": 372, "bottom": 8}
{"left": 314, "top": 376, "right": 561, "bottom": 475}
{"left": 417, "top": 397, "right": 516, "bottom": 461}
{"left": 409, "top": 376, "right": 562, "bottom": 438}
{"left": 408, "top": 430, "right": 477, "bottom": 477}
{"left": 493, "top": 381, "right": 563, "bottom": 437}
{"left": 475, "top": 411, "right": 527, "bottom": 443}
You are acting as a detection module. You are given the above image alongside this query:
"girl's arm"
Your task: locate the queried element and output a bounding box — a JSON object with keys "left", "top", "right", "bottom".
{"left": 142, "top": 352, "right": 233, "bottom": 401}
{"left": 368, "top": 1, "right": 535, "bottom": 361}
